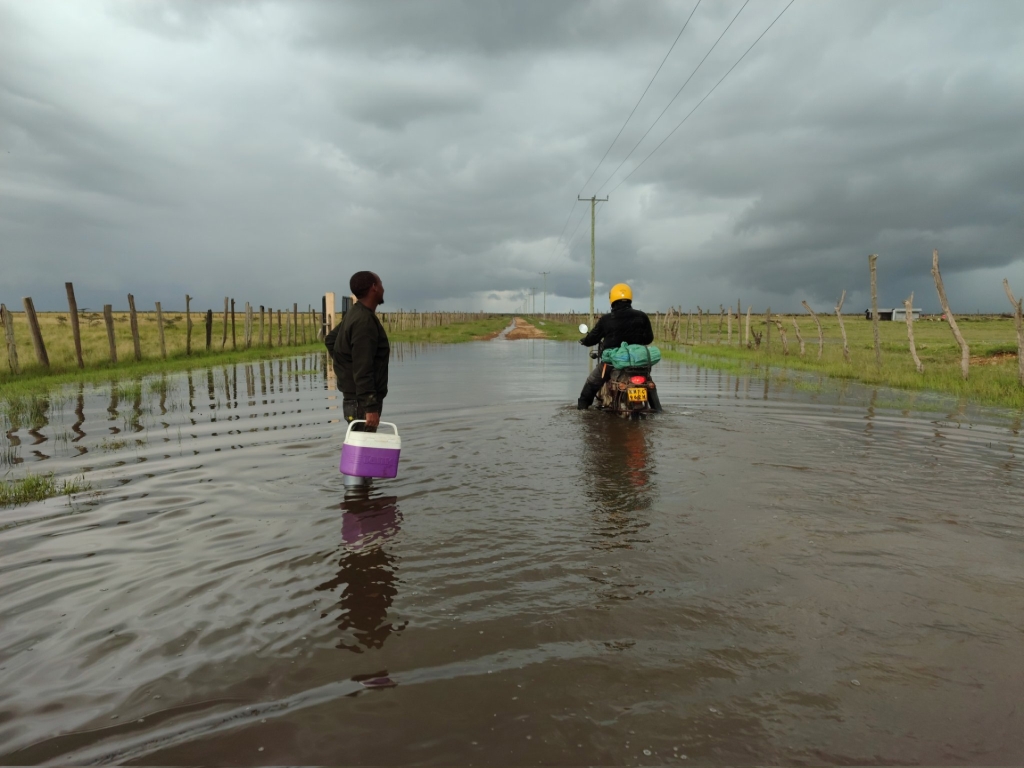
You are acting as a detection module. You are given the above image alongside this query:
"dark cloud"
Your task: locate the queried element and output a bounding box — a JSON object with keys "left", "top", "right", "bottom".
{"left": 2, "top": 0, "right": 1023, "bottom": 315}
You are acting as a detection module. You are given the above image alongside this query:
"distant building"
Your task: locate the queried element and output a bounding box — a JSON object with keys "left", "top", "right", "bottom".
{"left": 865, "top": 308, "right": 921, "bottom": 321}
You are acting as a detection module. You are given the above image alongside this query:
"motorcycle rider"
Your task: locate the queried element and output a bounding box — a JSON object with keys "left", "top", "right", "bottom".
{"left": 577, "top": 282, "right": 662, "bottom": 412}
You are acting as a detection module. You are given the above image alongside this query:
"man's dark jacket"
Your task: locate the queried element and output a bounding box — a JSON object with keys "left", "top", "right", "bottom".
{"left": 324, "top": 302, "right": 390, "bottom": 413}
{"left": 580, "top": 299, "right": 654, "bottom": 352}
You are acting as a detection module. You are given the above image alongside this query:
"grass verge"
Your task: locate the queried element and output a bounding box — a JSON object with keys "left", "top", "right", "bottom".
{"left": 0, "top": 472, "right": 91, "bottom": 507}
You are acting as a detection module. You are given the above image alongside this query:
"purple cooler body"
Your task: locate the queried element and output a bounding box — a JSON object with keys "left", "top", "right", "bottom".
{"left": 339, "top": 421, "right": 401, "bottom": 479}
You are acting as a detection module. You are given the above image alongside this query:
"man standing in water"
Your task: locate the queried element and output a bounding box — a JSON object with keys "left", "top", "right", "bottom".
{"left": 325, "top": 271, "right": 390, "bottom": 432}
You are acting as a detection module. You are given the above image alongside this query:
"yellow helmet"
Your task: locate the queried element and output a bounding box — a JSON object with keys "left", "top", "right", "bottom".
{"left": 609, "top": 283, "right": 632, "bottom": 303}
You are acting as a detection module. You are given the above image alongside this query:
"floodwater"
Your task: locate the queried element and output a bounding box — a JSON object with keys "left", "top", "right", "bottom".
{"left": 1, "top": 341, "right": 1023, "bottom": 765}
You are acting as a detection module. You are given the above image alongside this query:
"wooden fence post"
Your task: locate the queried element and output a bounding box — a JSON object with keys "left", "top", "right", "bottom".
{"left": 103, "top": 305, "right": 117, "bottom": 363}
{"left": 285, "top": 309, "right": 292, "bottom": 346}
{"left": 696, "top": 306, "right": 703, "bottom": 343}
{"left": 737, "top": 299, "right": 742, "bottom": 343}
{"left": 222, "top": 297, "right": 229, "bottom": 350}
{"left": 267, "top": 307, "right": 273, "bottom": 348}
{"left": 869, "top": 253, "right": 881, "bottom": 367}
{"left": 155, "top": 301, "right": 166, "bottom": 359}
{"left": 260, "top": 306, "right": 265, "bottom": 346}
{"left": 186, "top": 294, "right": 193, "bottom": 356}
{"left": 792, "top": 317, "right": 805, "bottom": 356}
{"left": 65, "top": 282, "right": 84, "bottom": 368}
{"left": 231, "top": 299, "right": 236, "bottom": 349}
{"left": 931, "top": 249, "right": 969, "bottom": 380}
{"left": 718, "top": 305, "right": 724, "bottom": 344}
{"left": 205, "top": 309, "right": 213, "bottom": 351}
{"left": 1003, "top": 279, "right": 1024, "bottom": 386}
{"left": 127, "top": 294, "right": 142, "bottom": 361}
{"left": 21, "top": 297, "right": 49, "bottom": 368}
{"left": 1, "top": 304, "right": 20, "bottom": 374}
{"left": 904, "top": 292, "right": 924, "bottom": 374}
{"left": 835, "top": 290, "right": 850, "bottom": 363}
{"left": 771, "top": 318, "right": 789, "bottom": 355}
{"left": 277, "top": 309, "right": 282, "bottom": 346}
{"left": 244, "top": 302, "right": 251, "bottom": 349}
{"left": 293, "top": 303, "right": 298, "bottom": 345}
{"left": 727, "top": 308, "right": 732, "bottom": 344}
{"left": 745, "top": 306, "right": 751, "bottom": 347}
{"left": 801, "top": 301, "right": 823, "bottom": 360}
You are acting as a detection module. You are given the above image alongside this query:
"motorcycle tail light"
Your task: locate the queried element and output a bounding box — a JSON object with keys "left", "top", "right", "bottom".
{"left": 629, "top": 375, "right": 646, "bottom": 385}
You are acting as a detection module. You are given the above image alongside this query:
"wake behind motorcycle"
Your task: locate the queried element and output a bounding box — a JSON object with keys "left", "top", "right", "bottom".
{"left": 579, "top": 323, "right": 660, "bottom": 418}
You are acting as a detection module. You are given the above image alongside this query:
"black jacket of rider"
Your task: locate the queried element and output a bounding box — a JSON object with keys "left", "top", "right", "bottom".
{"left": 580, "top": 299, "right": 654, "bottom": 353}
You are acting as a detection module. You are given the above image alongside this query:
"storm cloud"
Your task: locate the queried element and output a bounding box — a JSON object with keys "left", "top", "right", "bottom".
{"left": 2, "top": 0, "right": 1022, "bottom": 314}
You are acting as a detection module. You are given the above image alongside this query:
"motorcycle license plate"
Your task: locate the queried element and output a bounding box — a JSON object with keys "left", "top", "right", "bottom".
{"left": 627, "top": 387, "right": 648, "bottom": 403}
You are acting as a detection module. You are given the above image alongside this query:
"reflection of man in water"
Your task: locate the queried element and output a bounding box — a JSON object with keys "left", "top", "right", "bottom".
{"left": 579, "top": 417, "right": 655, "bottom": 547}
{"left": 315, "top": 492, "right": 405, "bottom": 652}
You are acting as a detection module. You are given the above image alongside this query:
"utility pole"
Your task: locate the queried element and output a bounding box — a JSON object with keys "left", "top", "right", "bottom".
{"left": 539, "top": 271, "right": 550, "bottom": 318}
{"left": 530, "top": 287, "right": 537, "bottom": 315}
{"left": 578, "top": 195, "right": 608, "bottom": 328}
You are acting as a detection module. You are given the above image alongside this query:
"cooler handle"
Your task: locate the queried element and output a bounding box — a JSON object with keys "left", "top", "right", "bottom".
{"left": 344, "top": 420, "right": 399, "bottom": 439}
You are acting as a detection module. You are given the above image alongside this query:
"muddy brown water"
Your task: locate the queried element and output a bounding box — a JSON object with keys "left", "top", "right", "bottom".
{"left": 1, "top": 341, "right": 1023, "bottom": 764}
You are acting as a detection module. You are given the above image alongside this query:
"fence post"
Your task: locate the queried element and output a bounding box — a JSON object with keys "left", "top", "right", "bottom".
{"left": 869, "top": 253, "right": 881, "bottom": 367}
{"left": 285, "top": 309, "right": 292, "bottom": 346}
{"left": 65, "top": 282, "right": 84, "bottom": 368}
{"left": 771, "top": 318, "right": 789, "bottom": 355}
{"left": 293, "top": 303, "right": 298, "bottom": 345}
{"left": 1003, "top": 279, "right": 1024, "bottom": 386}
{"left": 103, "top": 304, "right": 117, "bottom": 363}
{"left": 186, "top": 294, "right": 193, "bottom": 356}
{"left": 277, "top": 309, "right": 282, "bottom": 346}
{"left": 222, "top": 297, "right": 229, "bottom": 350}
{"left": 835, "top": 291, "right": 850, "bottom": 363}
{"left": 231, "top": 298, "right": 236, "bottom": 349}
{"left": 904, "top": 292, "right": 924, "bottom": 374}
{"left": 801, "top": 301, "right": 824, "bottom": 360}
{"left": 1, "top": 304, "right": 20, "bottom": 374}
{"left": 792, "top": 317, "right": 805, "bottom": 356}
{"left": 21, "top": 297, "right": 49, "bottom": 368}
{"left": 745, "top": 306, "right": 751, "bottom": 347}
{"left": 127, "top": 294, "right": 142, "bottom": 361}
{"left": 205, "top": 309, "right": 213, "bottom": 351}
{"left": 932, "top": 249, "right": 969, "bottom": 380}
{"left": 718, "top": 305, "right": 724, "bottom": 344}
{"left": 155, "top": 301, "right": 166, "bottom": 359}
{"left": 696, "top": 306, "right": 703, "bottom": 343}
{"left": 267, "top": 307, "right": 273, "bottom": 348}
{"left": 727, "top": 308, "right": 732, "bottom": 345}
{"left": 260, "top": 306, "right": 265, "bottom": 346}
{"left": 244, "top": 302, "right": 251, "bottom": 349}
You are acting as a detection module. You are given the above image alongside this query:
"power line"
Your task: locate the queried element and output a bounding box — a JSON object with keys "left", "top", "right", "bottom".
{"left": 596, "top": 0, "right": 751, "bottom": 196}
{"left": 548, "top": 1, "right": 702, "bottom": 262}
{"left": 610, "top": 0, "right": 797, "bottom": 194}
{"left": 576, "top": 0, "right": 703, "bottom": 198}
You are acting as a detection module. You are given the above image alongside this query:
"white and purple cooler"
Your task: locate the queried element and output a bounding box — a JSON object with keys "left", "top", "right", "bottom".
{"left": 339, "top": 420, "right": 401, "bottom": 479}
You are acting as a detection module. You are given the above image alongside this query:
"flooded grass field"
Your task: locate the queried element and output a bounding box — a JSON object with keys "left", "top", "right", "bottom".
{"left": 1, "top": 340, "right": 1023, "bottom": 764}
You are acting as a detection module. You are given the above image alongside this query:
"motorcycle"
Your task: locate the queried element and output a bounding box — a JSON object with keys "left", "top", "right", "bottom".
{"left": 579, "top": 324, "right": 659, "bottom": 418}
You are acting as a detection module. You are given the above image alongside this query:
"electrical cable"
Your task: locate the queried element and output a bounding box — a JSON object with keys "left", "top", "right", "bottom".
{"left": 610, "top": 0, "right": 797, "bottom": 194}
{"left": 548, "top": 1, "right": 702, "bottom": 259}
{"left": 576, "top": 0, "right": 702, "bottom": 198}
{"left": 596, "top": 0, "right": 751, "bottom": 196}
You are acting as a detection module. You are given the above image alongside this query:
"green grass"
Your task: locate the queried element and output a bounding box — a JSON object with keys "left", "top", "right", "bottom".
{"left": 382, "top": 315, "right": 511, "bottom": 343}
{"left": 659, "top": 313, "right": 1024, "bottom": 409}
{"left": 520, "top": 316, "right": 585, "bottom": 341}
{"left": 0, "top": 472, "right": 91, "bottom": 507}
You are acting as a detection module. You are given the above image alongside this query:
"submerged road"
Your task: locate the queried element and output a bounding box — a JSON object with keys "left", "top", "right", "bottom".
{"left": 1, "top": 340, "right": 1022, "bottom": 763}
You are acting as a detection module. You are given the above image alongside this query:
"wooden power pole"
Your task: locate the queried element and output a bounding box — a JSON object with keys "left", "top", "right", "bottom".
{"left": 578, "top": 195, "right": 608, "bottom": 328}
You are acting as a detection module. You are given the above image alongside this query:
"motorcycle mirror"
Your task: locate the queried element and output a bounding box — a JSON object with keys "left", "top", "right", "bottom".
{"left": 578, "top": 323, "right": 588, "bottom": 334}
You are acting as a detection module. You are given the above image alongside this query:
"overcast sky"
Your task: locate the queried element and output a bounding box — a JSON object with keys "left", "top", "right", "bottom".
{"left": 2, "top": 0, "right": 1023, "bottom": 314}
